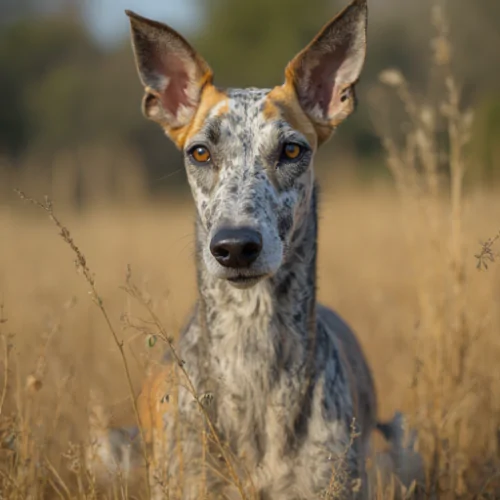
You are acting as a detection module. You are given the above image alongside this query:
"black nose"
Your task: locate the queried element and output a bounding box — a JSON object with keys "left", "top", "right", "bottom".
{"left": 210, "top": 227, "right": 263, "bottom": 269}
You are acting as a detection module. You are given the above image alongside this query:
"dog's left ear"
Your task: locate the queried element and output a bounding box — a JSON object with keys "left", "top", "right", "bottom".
{"left": 285, "top": 0, "right": 367, "bottom": 139}
{"left": 125, "top": 10, "right": 213, "bottom": 132}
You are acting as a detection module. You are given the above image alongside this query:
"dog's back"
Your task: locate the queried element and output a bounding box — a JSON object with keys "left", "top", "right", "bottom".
{"left": 318, "top": 304, "right": 378, "bottom": 445}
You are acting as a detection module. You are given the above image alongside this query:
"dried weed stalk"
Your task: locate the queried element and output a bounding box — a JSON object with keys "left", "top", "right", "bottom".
{"left": 475, "top": 230, "right": 500, "bottom": 270}
{"left": 121, "top": 266, "right": 250, "bottom": 499}
{"left": 322, "top": 419, "right": 361, "bottom": 499}
{"left": 14, "top": 190, "right": 152, "bottom": 498}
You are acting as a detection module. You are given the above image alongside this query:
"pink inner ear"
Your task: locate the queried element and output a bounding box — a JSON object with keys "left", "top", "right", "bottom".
{"left": 300, "top": 40, "right": 350, "bottom": 120}
{"left": 153, "top": 51, "right": 191, "bottom": 118}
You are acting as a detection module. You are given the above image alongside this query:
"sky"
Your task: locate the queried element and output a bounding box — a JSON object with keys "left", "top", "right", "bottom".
{"left": 48, "top": 0, "right": 401, "bottom": 49}
{"left": 82, "top": 0, "right": 201, "bottom": 47}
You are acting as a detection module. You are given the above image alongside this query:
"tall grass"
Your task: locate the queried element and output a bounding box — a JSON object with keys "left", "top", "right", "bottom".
{"left": 1, "top": 188, "right": 500, "bottom": 498}
{"left": 369, "top": 4, "right": 500, "bottom": 498}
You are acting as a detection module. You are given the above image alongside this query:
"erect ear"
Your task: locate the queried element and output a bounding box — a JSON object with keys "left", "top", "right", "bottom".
{"left": 285, "top": 0, "right": 367, "bottom": 141}
{"left": 125, "top": 10, "right": 213, "bottom": 132}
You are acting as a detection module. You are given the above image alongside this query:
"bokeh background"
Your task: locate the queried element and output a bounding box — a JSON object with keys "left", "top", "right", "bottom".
{"left": 1, "top": 0, "right": 500, "bottom": 498}
{"left": 1, "top": 0, "right": 499, "bottom": 203}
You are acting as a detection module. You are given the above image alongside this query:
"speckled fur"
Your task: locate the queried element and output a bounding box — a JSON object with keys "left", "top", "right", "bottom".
{"left": 121, "top": 1, "right": 386, "bottom": 498}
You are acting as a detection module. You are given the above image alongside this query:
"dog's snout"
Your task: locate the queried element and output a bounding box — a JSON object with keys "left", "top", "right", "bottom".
{"left": 210, "top": 227, "right": 263, "bottom": 269}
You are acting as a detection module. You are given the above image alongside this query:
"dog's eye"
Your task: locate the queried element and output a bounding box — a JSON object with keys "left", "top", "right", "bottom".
{"left": 189, "top": 145, "right": 211, "bottom": 164}
{"left": 281, "top": 143, "right": 303, "bottom": 161}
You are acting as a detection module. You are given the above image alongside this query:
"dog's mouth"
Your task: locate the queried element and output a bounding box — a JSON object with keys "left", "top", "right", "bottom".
{"left": 226, "top": 274, "right": 266, "bottom": 289}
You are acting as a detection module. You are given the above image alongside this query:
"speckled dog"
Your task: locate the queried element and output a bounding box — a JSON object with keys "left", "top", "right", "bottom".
{"left": 95, "top": 0, "right": 407, "bottom": 498}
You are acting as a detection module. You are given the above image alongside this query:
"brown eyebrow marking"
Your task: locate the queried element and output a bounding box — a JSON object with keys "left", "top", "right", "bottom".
{"left": 167, "top": 84, "right": 229, "bottom": 149}
{"left": 264, "top": 83, "right": 319, "bottom": 150}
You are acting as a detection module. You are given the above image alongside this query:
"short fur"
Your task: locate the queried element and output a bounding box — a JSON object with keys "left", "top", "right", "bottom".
{"left": 88, "top": 1, "right": 418, "bottom": 498}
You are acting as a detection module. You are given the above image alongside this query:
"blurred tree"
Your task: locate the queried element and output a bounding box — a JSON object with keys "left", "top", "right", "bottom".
{"left": 451, "top": 0, "right": 500, "bottom": 93}
{"left": 194, "top": 0, "right": 337, "bottom": 88}
{"left": 470, "top": 95, "right": 500, "bottom": 184}
{"left": 0, "top": 14, "right": 184, "bottom": 194}
{"left": 0, "top": 0, "right": 499, "bottom": 202}
{"left": 0, "top": 0, "right": 35, "bottom": 25}
{"left": 0, "top": 16, "right": 99, "bottom": 158}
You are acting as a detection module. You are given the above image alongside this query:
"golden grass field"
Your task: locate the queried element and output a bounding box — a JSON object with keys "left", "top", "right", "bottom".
{"left": 1, "top": 179, "right": 500, "bottom": 498}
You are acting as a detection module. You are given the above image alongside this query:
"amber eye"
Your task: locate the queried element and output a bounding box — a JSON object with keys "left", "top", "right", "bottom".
{"left": 190, "top": 145, "right": 211, "bottom": 164}
{"left": 282, "top": 143, "right": 302, "bottom": 161}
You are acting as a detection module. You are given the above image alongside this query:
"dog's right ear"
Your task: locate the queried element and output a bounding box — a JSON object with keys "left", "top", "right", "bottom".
{"left": 126, "top": 11, "right": 213, "bottom": 135}
{"left": 284, "top": 0, "right": 367, "bottom": 144}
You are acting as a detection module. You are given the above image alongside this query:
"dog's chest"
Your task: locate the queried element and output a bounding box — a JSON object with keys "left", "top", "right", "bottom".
{"left": 209, "top": 314, "right": 275, "bottom": 419}
{"left": 206, "top": 310, "right": 304, "bottom": 462}
{"left": 206, "top": 326, "right": 356, "bottom": 498}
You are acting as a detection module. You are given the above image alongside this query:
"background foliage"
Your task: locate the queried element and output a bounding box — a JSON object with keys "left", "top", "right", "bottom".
{"left": 1, "top": 0, "right": 500, "bottom": 204}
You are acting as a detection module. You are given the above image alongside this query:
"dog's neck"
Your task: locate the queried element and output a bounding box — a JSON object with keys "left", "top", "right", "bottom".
{"left": 195, "top": 187, "right": 318, "bottom": 365}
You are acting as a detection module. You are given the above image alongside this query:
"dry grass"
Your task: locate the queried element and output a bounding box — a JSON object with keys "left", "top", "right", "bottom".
{"left": 1, "top": 182, "right": 500, "bottom": 498}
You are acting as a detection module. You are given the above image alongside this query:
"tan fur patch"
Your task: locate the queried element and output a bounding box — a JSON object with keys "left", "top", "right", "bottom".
{"left": 165, "top": 83, "right": 229, "bottom": 149}
{"left": 137, "top": 363, "right": 176, "bottom": 444}
{"left": 265, "top": 84, "right": 320, "bottom": 150}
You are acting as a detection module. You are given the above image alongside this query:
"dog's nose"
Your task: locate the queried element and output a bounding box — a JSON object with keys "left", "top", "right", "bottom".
{"left": 210, "top": 227, "right": 263, "bottom": 269}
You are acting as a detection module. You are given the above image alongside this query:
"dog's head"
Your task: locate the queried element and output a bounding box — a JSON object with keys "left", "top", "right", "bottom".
{"left": 126, "top": 0, "right": 367, "bottom": 289}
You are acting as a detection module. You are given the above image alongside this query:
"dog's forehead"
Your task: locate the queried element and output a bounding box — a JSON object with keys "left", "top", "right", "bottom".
{"left": 226, "top": 87, "right": 271, "bottom": 110}
{"left": 213, "top": 87, "right": 272, "bottom": 131}
{"left": 184, "top": 85, "right": 318, "bottom": 149}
